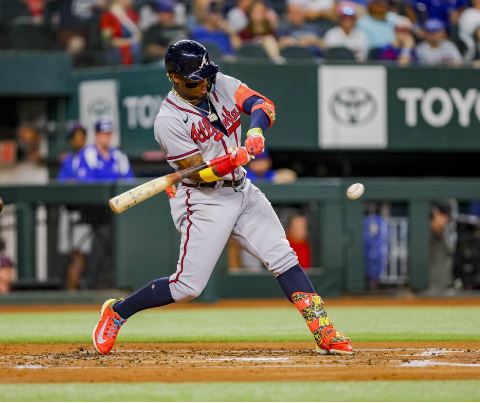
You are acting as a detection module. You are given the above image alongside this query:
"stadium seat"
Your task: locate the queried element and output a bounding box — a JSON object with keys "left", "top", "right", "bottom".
{"left": 281, "top": 45, "right": 317, "bottom": 61}
{"left": 368, "top": 47, "right": 384, "bottom": 61}
{"left": 8, "top": 21, "right": 53, "bottom": 50}
{"left": 323, "top": 47, "right": 356, "bottom": 61}
{"left": 236, "top": 43, "right": 271, "bottom": 60}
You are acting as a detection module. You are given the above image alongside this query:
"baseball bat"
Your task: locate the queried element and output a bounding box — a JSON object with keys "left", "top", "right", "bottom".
{"left": 109, "top": 162, "right": 208, "bottom": 214}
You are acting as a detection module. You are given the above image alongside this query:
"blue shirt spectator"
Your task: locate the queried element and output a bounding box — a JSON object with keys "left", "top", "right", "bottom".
{"left": 357, "top": 0, "right": 395, "bottom": 48}
{"left": 58, "top": 122, "right": 87, "bottom": 182}
{"left": 72, "top": 117, "right": 133, "bottom": 182}
{"left": 409, "top": 0, "right": 468, "bottom": 29}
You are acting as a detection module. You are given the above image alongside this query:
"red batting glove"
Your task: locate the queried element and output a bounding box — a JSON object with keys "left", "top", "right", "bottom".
{"left": 230, "top": 147, "right": 250, "bottom": 167}
{"left": 245, "top": 128, "right": 265, "bottom": 156}
{"left": 165, "top": 184, "right": 176, "bottom": 199}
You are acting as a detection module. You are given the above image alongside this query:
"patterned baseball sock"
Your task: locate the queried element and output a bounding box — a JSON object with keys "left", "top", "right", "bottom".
{"left": 292, "top": 292, "right": 350, "bottom": 349}
{"left": 113, "top": 277, "right": 174, "bottom": 319}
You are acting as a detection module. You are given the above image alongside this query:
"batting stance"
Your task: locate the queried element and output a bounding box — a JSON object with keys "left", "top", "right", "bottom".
{"left": 93, "top": 39, "right": 353, "bottom": 355}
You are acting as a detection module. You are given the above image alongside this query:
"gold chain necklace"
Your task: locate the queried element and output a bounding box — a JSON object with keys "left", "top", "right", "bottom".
{"left": 172, "top": 88, "right": 219, "bottom": 122}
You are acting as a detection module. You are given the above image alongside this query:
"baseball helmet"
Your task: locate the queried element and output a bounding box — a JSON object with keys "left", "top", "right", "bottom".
{"left": 165, "top": 40, "right": 219, "bottom": 81}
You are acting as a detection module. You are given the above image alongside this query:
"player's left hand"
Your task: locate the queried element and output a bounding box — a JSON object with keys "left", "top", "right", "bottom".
{"left": 245, "top": 128, "right": 265, "bottom": 156}
{"left": 230, "top": 147, "right": 250, "bottom": 167}
{"left": 165, "top": 184, "right": 176, "bottom": 199}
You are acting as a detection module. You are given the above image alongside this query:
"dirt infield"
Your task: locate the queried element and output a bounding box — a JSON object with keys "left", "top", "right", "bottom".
{"left": 1, "top": 341, "right": 480, "bottom": 383}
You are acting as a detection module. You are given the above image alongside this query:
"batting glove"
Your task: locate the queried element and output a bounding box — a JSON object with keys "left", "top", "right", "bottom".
{"left": 230, "top": 147, "right": 250, "bottom": 167}
{"left": 245, "top": 128, "right": 265, "bottom": 156}
{"left": 165, "top": 184, "right": 176, "bottom": 199}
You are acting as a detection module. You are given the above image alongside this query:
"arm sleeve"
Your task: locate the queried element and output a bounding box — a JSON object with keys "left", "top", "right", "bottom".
{"left": 154, "top": 116, "right": 200, "bottom": 162}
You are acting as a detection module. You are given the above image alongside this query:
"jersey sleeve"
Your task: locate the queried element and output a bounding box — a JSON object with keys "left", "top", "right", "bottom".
{"left": 154, "top": 115, "right": 200, "bottom": 162}
{"left": 216, "top": 73, "right": 242, "bottom": 95}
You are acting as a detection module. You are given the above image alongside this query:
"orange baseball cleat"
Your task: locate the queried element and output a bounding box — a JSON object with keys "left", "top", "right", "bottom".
{"left": 92, "top": 299, "right": 126, "bottom": 355}
{"left": 315, "top": 325, "right": 353, "bottom": 355}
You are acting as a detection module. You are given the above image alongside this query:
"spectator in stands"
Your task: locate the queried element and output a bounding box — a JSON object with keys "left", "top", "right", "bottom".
{"left": 458, "top": 0, "right": 480, "bottom": 62}
{"left": 100, "top": 0, "right": 142, "bottom": 65}
{"left": 73, "top": 117, "right": 133, "bottom": 181}
{"left": 0, "top": 238, "right": 15, "bottom": 294}
{"left": 429, "top": 201, "right": 456, "bottom": 292}
{"left": 25, "top": 0, "right": 45, "bottom": 23}
{"left": 142, "top": 0, "right": 188, "bottom": 63}
{"left": 44, "top": 0, "right": 99, "bottom": 58}
{"left": 0, "top": 125, "right": 48, "bottom": 185}
{"left": 374, "top": 16, "right": 416, "bottom": 64}
{"left": 357, "top": 0, "right": 395, "bottom": 49}
{"left": 416, "top": 18, "right": 462, "bottom": 65}
{"left": 286, "top": 214, "right": 311, "bottom": 270}
{"left": 324, "top": 2, "right": 369, "bottom": 61}
{"left": 245, "top": 149, "right": 297, "bottom": 184}
{"left": 58, "top": 122, "right": 87, "bottom": 182}
{"left": 287, "top": 0, "right": 336, "bottom": 26}
{"left": 190, "top": 0, "right": 241, "bottom": 56}
{"left": 363, "top": 203, "right": 388, "bottom": 291}
{"left": 406, "top": 0, "right": 468, "bottom": 33}
{"left": 239, "top": 0, "right": 284, "bottom": 63}
{"left": 278, "top": 3, "right": 323, "bottom": 56}
{"left": 227, "top": 0, "right": 254, "bottom": 33}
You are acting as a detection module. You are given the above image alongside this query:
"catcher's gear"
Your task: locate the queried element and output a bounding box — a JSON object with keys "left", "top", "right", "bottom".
{"left": 292, "top": 292, "right": 353, "bottom": 355}
{"left": 245, "top": 128, "right": 265, "bottom": 156}
{"left": 165, "top": 40, "right": 219, "bottom": 83}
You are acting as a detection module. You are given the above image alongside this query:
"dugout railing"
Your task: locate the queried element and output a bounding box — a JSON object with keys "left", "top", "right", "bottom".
{"left": 1, "top": 178, "right": 480, "bottom": 298}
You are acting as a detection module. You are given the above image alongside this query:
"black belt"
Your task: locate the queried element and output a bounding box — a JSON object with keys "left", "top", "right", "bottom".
{"left": 182, "top": 176, "right": 246, "bottom": 190}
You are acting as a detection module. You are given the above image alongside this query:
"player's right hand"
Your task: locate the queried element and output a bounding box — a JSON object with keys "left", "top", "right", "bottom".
{"left": 230, "top": 147, "right": 250, "bottom": 167}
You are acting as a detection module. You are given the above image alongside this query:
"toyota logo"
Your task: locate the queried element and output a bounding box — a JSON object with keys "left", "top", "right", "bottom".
{"left": 329, "top": 87, "right": 377, "bottom": 126}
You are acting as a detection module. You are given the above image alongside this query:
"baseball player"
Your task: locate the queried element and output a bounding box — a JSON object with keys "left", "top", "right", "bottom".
{"left": 92, "top": 39, "right": 353, "bottom": 355}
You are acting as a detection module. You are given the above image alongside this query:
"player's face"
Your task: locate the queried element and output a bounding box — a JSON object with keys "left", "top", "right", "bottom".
{"left": 172, "top": 74, "right": 208, "bottom": 103}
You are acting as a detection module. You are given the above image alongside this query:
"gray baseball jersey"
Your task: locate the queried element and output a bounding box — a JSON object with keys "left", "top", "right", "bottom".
{"left": 154, "top": 73, "right": 298, "bottom": 302}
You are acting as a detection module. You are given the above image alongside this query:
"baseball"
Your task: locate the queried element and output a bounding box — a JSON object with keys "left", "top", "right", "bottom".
{"left": 346, "top": 183, "right": 364, "bottom": 200}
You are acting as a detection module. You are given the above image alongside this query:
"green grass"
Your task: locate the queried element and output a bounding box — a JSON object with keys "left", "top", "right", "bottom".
{"left": 0, "top": 306, "right": 479, "bottom": 343}
{"left": 1, "top": 381, "right": 480, "bottom": 401}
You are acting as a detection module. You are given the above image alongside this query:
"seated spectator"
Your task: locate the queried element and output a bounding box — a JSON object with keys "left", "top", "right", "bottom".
{"left": 416, "top": 18, "right": 462, "bottom": 65}
{"left": 278, "top": 3, "right": 323, "bottom": 56}
{"left": 73, "top": 117, "right": 133, "bottom": 181}
{"left": 406, "top": 0, "right": 468, "bottom": 33}
{"left": 286, "top": 214, "right": 311, "bottom": 270}
{"left": 239, "top": 0, "right": 285, "bottom": 63}
{"left": 100, "top": 0, "right": 142, "bottom": 65}
{"left": 459, "top": 0, "right": 480, "bottom": 62}
{"left": 245, "top": 149, "right": 297, "bottom": 184}
{"left": 287, "top": 0, "right": 336, "bottom": 24}
{"left": 25, "top": 0, "right": 46, "bottom": 23}
{"left": 142, "top": 0, "right": 188, "bottom": 63}
{"left": 58, "top": 122, "right": 87, "bottom": 182}
{"left": 227, "top": 0, "right": 254, "bottom": 33}
{"left": 44, "top": 0, "right": 99, "bottom": 58}
{"left": 324, "top": 2, "right": 368, "bottom": 61}
{"left": 357, "top": 0, "right": 395, "bottom": 49}
{"left": 375, "top": 16, "right": 416, "bottom": 65}
{"left": 0, "top": 238, "right": 15, "bottom": 294}
{"left": 190, "top": 0, "right": 241, "bottom": 56}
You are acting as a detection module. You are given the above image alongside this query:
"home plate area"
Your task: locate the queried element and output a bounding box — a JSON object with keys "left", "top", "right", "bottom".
{"left": 1, "top": 341, "right": 480, "bottom": 383}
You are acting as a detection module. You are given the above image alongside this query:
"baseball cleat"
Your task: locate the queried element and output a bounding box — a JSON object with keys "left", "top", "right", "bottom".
{"left": 92, "top": 298, "right": 126, "bottom": 355}
{"left": 315, "top": 325, "right": 353, "bottom": 355}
